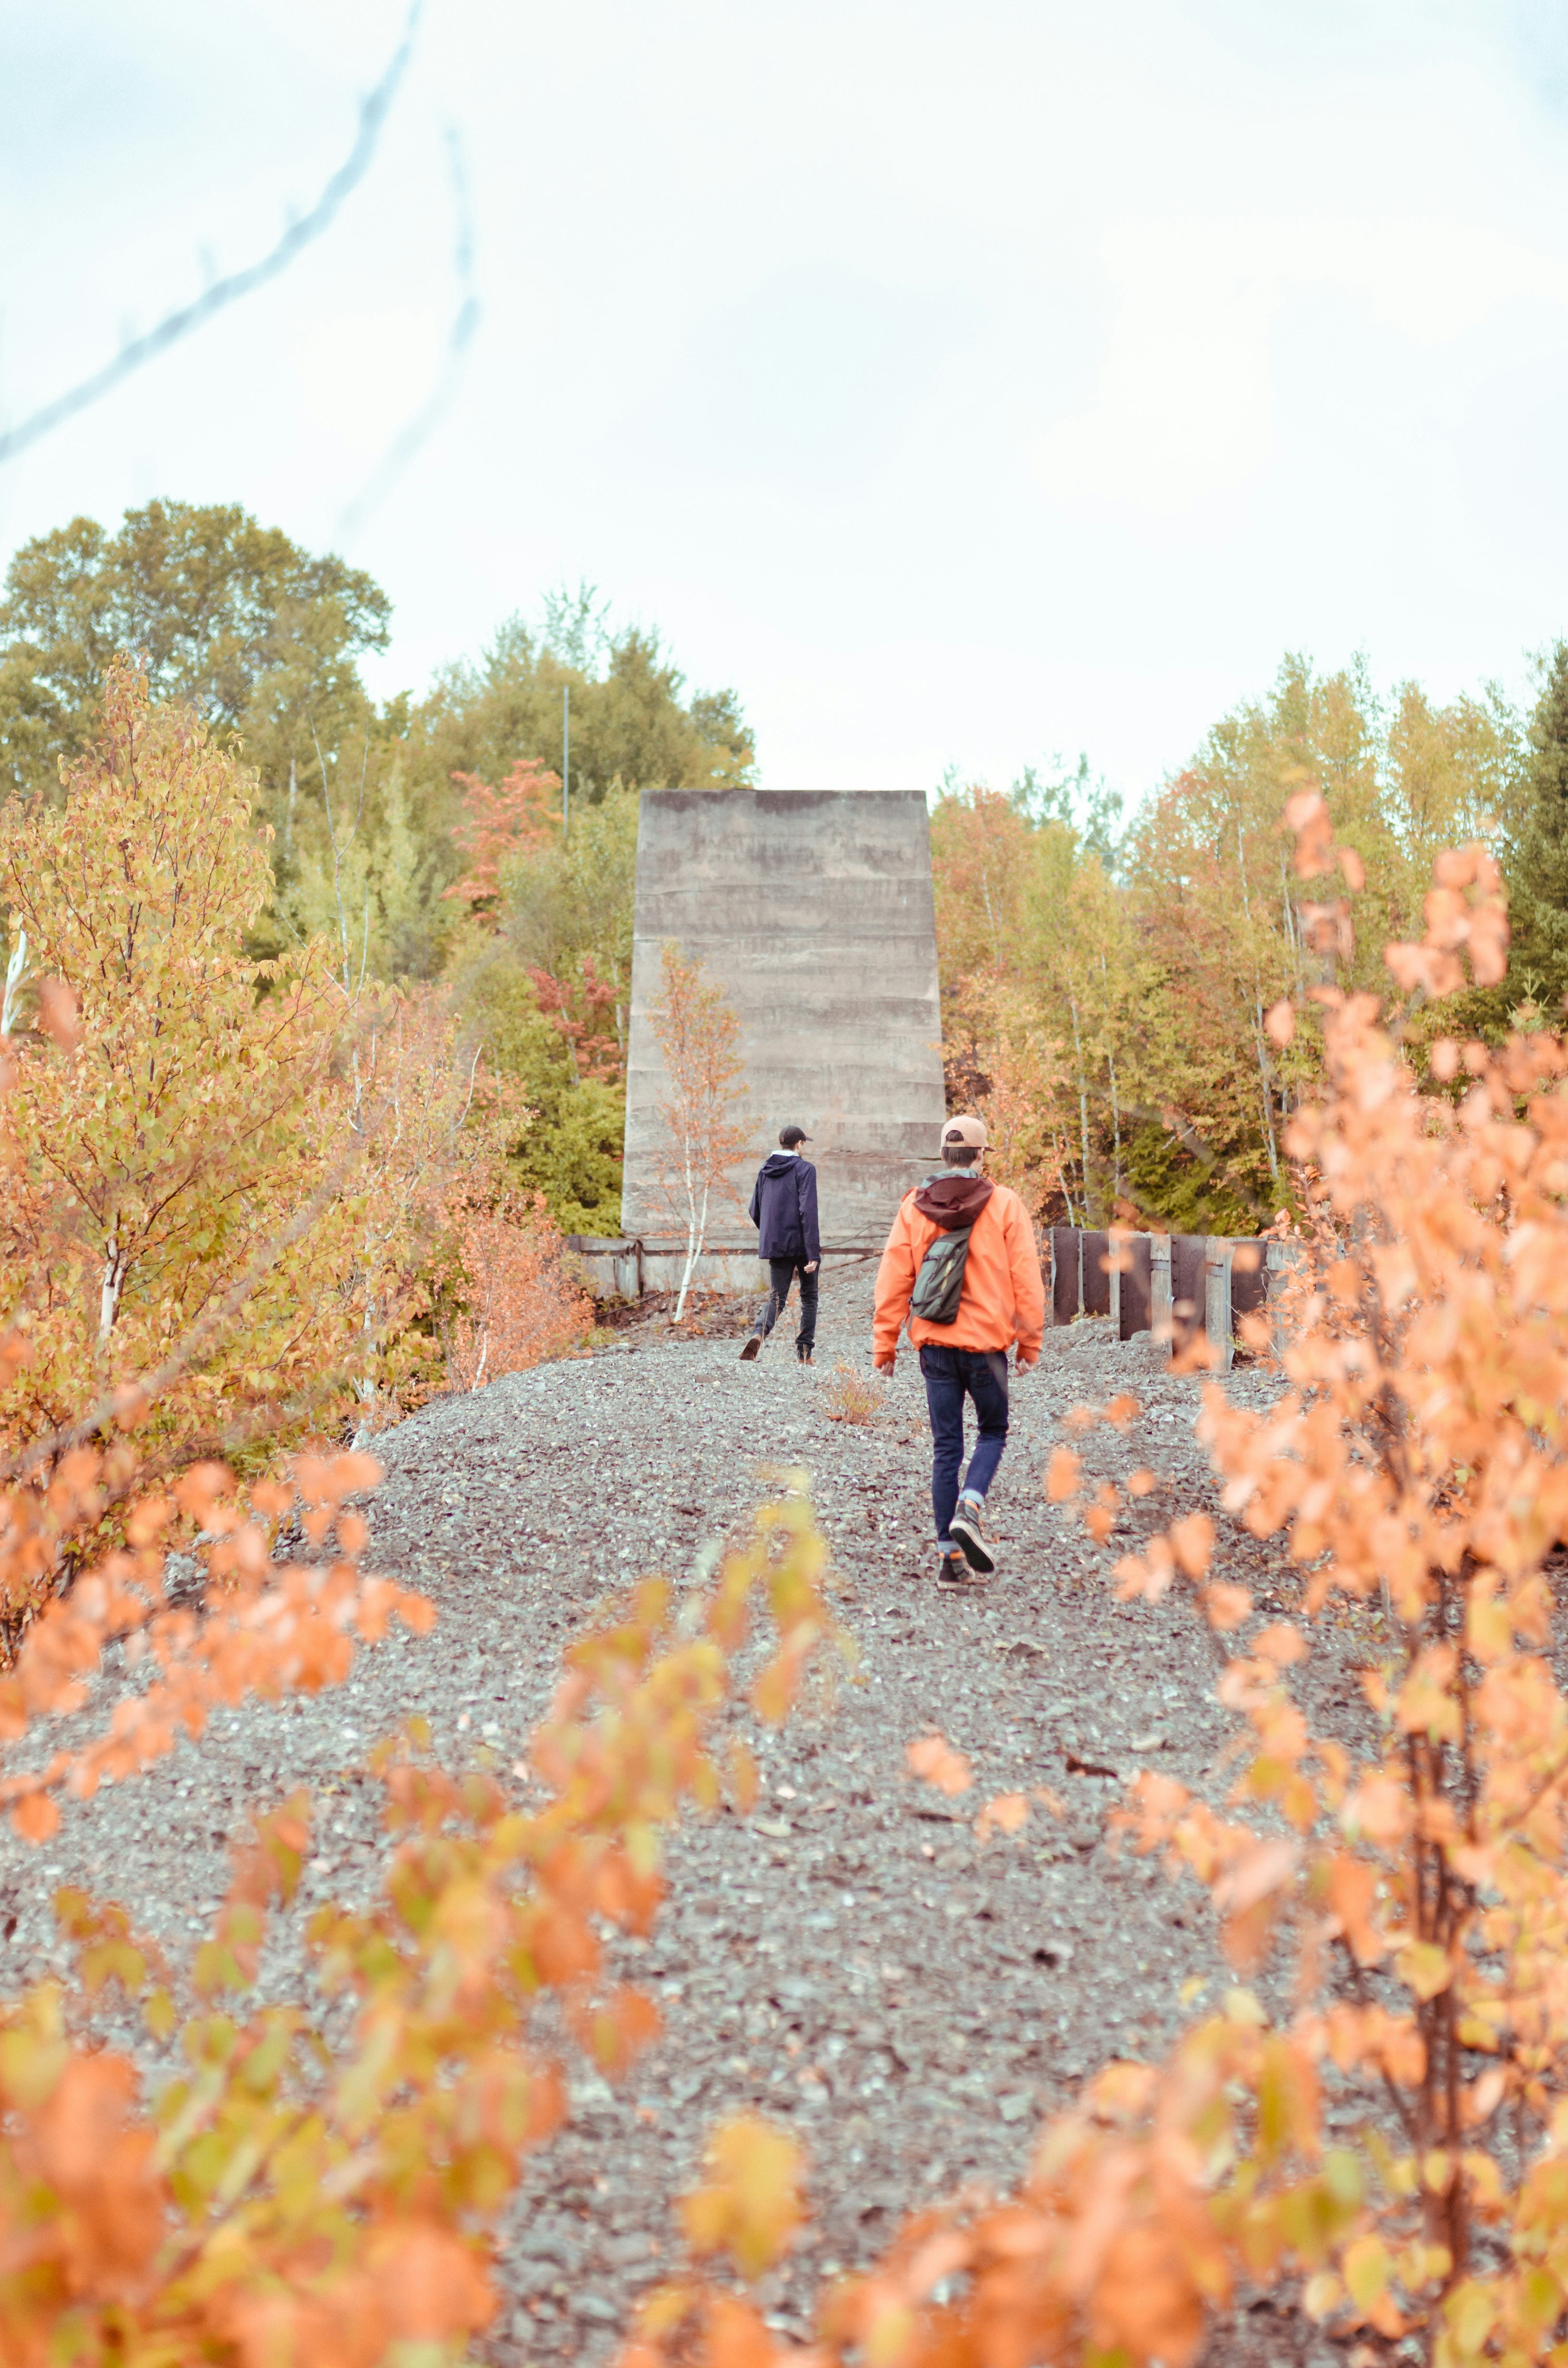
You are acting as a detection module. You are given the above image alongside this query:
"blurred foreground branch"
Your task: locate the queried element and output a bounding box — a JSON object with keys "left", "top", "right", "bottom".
{"left": 0, "top": 1, "right": 423, "bottom": 470}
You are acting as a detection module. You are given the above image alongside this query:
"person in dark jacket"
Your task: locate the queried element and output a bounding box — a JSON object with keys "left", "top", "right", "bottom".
{"left": 740, "top": 1126, "right": 821, "bottom": 1363}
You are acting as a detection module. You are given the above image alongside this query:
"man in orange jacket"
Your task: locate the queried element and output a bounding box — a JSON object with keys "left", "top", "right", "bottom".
{"left": 873, "top": 1114, "right": 1045, "bottom": 1588}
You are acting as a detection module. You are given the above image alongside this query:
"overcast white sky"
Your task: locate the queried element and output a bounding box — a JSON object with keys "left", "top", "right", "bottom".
{"left": 2, "top": 0, "right": 1567, "bottom": 802}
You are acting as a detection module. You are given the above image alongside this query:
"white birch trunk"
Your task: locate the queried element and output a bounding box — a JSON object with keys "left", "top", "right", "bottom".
{"left": 674, "top": 1174, "right": 711, "bottom": 1322}
{"left": 1067, "top": 987, "right": 1092, "bottom": 1222}
{"left": 98, "top": 1234, "right": 124, "bottom": 1346}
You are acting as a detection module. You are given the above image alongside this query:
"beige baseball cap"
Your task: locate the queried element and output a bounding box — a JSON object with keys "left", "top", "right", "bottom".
{"left": 943, "top": 1114, "right": 988, "bottom": 1149}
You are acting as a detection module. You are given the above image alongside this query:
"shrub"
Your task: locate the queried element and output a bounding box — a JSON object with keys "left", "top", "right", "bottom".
{"left": 0, "top": 1474, "right": 833, "bottom": 2356}
{"left": 441, "top": 1188, "right": 593, "bottom": 1390}
{"left": 819, "top": 1361, "right": 883, "bottom": 1424}
{"left": 0, "top": 661, "right": 350, "bottom": 1471}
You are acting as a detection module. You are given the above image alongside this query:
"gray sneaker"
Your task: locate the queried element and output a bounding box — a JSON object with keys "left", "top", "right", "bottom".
{"left": 935, "top": 1544, "right": 986, "bottom": 1590}
{"left": 948, "top": 1493, "right": 997, "bottom": 1574}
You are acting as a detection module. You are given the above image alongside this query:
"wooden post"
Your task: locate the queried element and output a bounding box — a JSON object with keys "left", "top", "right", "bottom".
{"left": 1051, "top": 1226, "right": 1080, "bottom": 1325}
{"left": 1151, "top": 1233, "right": 1172, "bottom": 1358}
{"left": 1265, "top": 1237, "right": 1300, "bottom": 1357}
{"left": 1204, "top": 1236, "right": 1234, "bottom": 1372}
{"left": 1118, "top": 1233, "right": 1152, "bottom": 1338}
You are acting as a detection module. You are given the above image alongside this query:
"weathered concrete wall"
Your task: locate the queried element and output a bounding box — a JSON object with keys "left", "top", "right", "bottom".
{"left": 621, "top": 789, "right": 946, "bottom": 1253}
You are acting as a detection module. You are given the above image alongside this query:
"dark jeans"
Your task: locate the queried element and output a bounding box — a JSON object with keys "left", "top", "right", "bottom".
{"left": 919, "top": 1344, "right": 1009, "bottom": 1542}
{"left": 753, "top": 1257, "right": 818, "bottom": 1353}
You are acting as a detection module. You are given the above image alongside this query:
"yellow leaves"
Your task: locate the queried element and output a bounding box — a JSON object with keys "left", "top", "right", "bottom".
{"left": 1253, "top": 2031, "right": 1320, "bottom": 2169}
{"left": 906, "top": 1732, "right": 973, "bottom": 1797}
{"left": 54, "top": 1887, "right": 161, "bottom": 2005}
{"left": 1113, "top": 1516, "right": 1213, "bottom": 1599}
{"left": 1303, "top": 2268, "right": 1342, "bottom": 2320}
{"left": 1394, "top": 1645, "right": 1462, "bottom": 1745}
{"left": 1442, "top": 2279, "right": 1498, "bottom": 2359}
{"left": 1343, "top": 2231, "right": 1392, "bottom": 2312}
{"left": 1087, "top": 2058, "right": 1157, "bottom": 2119}
{"left": 1396, "top": 1942, "right": 1453, "bottom": 2003}
{"left": 681, "top": 2114, "right": 804, "bottom": 2278}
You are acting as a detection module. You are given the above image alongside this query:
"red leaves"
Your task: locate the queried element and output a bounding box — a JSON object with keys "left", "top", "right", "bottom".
{"left": 442, "top": 759, "right": 562, "bottom": 914}
{"left": 526, "top": 957, "right": 625, "bottom": 1085}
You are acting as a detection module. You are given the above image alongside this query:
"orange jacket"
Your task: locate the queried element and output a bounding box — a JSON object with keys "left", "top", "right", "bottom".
{"left": 873, "top": 1179, "right": 1045, "bottom": 1364}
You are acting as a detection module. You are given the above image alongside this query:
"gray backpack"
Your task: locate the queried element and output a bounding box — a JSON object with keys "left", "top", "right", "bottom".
{"left": 911, "top": 1219, "right": 975, "bottom": 1325}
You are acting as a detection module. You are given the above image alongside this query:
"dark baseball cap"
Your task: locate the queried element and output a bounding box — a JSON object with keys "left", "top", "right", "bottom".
{"left": 779, "top": 1124, "right": 811, "bottom": 1147}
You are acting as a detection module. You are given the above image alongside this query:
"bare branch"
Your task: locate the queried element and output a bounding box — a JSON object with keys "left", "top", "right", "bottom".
{"left": 0, "top": 4, "right": 424, "bottom": 472}
{"left": 339, "top": 125, "right": 481, "bottom": 537}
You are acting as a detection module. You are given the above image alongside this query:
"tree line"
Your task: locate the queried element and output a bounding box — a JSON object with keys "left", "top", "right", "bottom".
{"left": 940, "top": 649, "right": 1568, "bottom": 1233}
{"left": 12, "top": 496, "right": 1568, "bottom": 1254}
{"left": 0, "top": 502, "right": 757, "bottom": 1241}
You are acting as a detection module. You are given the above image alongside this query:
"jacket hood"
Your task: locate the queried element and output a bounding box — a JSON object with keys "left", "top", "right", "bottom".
{"left": 759, "top": 1151, "right": 801, "bottom": 1177}
{"left": 913, "top": 1171, "right": 995, "bottom": 1229}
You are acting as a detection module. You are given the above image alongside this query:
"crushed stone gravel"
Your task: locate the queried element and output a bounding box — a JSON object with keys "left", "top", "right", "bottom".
{"left": 0, "top": 1263, "right": 1369, "bottom": 2366}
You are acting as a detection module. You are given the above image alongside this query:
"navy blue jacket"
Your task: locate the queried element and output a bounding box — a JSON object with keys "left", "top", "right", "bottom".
{"left": 748, "top": 1152, "right": 820, "bottom": 1263}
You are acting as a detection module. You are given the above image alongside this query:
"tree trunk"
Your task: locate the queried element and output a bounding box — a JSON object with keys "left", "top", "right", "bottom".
{"left": 98, "top": 1234, "right": 124, "bottom": 1346}
{"left": 1098, "top": 952, "right": 1122, "bottom": 1202}
{"left": 1251, "top": 1011, "right": 1281, "bottom": 1185}
{"left": 673, "top": 1175, "right": 711, "bottom": 1322}
{"left": 1235, "top": 821, "right": 1281, "bottom": 1184}
{"left": 1067, "top": 988, "right": 1092, "bottom": 1222}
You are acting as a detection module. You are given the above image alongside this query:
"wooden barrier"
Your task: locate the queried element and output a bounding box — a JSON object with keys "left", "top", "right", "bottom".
{"left": 1048, "top": 1226, "right": 1300, "bottom": 1365}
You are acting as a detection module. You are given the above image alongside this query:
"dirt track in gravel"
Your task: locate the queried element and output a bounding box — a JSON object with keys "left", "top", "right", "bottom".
{"left": 0, "top": 1261, "right": 1359, "bottom": 2368}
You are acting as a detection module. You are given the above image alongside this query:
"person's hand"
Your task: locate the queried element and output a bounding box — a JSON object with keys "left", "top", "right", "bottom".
{"left": 874, "top": 1355, "right": 895, "bottom": 1376}
{"left": 1016, "top": 1350, "right": 1039, "bottom": 1371}
{"left": 805, "top": 1261, "right": 818, "bottom": 1273}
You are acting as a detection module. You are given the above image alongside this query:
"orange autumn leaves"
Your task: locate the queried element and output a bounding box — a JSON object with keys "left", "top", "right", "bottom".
{"left": 906, "top": 1733, "right": 1036, "bottom": 1846}
{"left": 0, "top": 1452, "right": 428, "bottom": 1843}
{"left": 1078, "top": 809, "right": 1568, "bottom": 2356}
{"left": 0, "top": 1485, "right": 836, "bottom": 2365}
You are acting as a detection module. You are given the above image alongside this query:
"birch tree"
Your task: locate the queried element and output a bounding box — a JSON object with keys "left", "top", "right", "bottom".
{"left": 649, "top": 942, "right": 749, "bottom": 1321}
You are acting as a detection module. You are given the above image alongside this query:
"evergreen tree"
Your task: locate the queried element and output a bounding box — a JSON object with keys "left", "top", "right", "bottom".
{"left": 1505, "top": 641, "right": 1568, "bottom": 1018}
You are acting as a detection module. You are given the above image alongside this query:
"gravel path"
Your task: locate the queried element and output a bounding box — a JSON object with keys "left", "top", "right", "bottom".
{"left": 0, "top": 1263, "right": 1348, "bottom": 2368}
